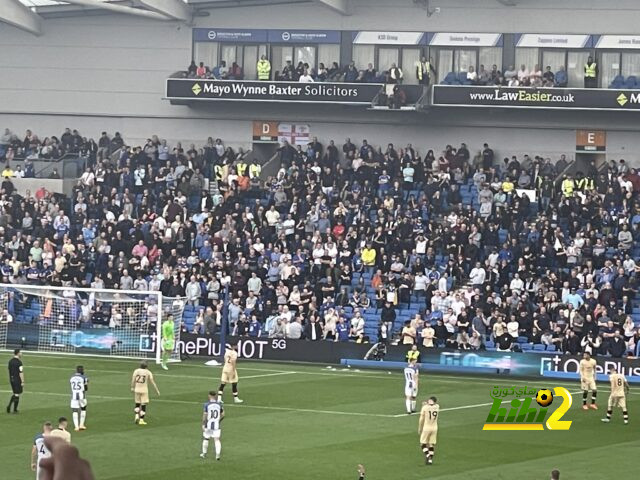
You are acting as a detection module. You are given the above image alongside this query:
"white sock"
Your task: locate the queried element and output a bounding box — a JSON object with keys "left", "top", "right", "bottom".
{"left": 201, "top": 439, "right": 209, "bottom": 455}
{"left": 72, "top": 411, "right": 79, "bottom": 429}
{"left": 405, "top": 399, "right": 412, "bottom": 413}
{"left": 214, "top": 439, "right": 221, "bottom": 458}
{"left": 411, "top": 400, "right": 416, "bottom": 412}
{"left": 80, "top": 410, "right": 86, "bottom": 427}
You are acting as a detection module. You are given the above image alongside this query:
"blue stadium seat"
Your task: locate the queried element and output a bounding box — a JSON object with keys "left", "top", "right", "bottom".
{"left": 609, "top": 75, "right": 625, "bottom": 89}
{"left": 625, "top": 75, "right": 637, "bottom": 89}
{"left": 442, "top": 72, "right": 457, "bottom": 85}
{"left": 533, "top": 344, "right": 546, "bottom": 351}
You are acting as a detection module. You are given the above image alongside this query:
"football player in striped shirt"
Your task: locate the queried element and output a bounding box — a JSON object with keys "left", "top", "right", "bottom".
{"left": 31, "top": 421, "right": 52, "bottom": 480}
{"left": 70, "top": 366, "right": 89, "bottom": 431}
{"left": 200, "top": 391, "right": 225, "bottom": 460}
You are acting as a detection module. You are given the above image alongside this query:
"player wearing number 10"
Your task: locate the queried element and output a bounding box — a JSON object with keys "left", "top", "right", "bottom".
{"left": 161, "top": 315, "right": 176, "bottom": 371}
{"left": 200, "top": 391, "right": 225, "bottom": 460}
{"left": 70, "top": 365, "right": 89, "bottom": 431}
{"left": 418, "top": 396, "right": 439, "bottom": 465}
{"left": 131, "top": 362, "right": 160, "bottom": 425}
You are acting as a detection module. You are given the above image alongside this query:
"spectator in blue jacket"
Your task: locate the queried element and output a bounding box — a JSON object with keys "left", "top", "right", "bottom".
{"left": 554, "top": 66, "right": 568, "bottom": 87}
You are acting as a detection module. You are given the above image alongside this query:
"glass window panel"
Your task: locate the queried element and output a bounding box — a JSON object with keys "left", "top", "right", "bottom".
{"left": 318, "top": 44, "right": 340, "bottom": 71}
{"left": 194, "top": 43, "right": 218, "bottom": 69}
{"left": 541, "top": 50, "right": 565, "bottom": 73}
{"left": 402, "top": 48, "right": 421, "bottom": 84}
{"left": 479, "top": 47, "right": 502, "bottom": 71}
{"left": 621, "top": 52, "right": 640, "bottom": 78}
{"left": 437, "top": 49, "right": 453, "bottom": 82}
{"left": 515, "top": 47, "right": 538, "bottom": 72}
{"left": 567, "top": 50, "right": 590, "bottom": 87}
{"left": 295, "top": 46, "right": 316, "bottom": 71}
{"left": 243, "top": 46, "right": 257, "bottom": 80}
{"left": 271, "top": 46, "right": 293, "bottom": 78}
{"left": 378, "top": 47, "right": 399, "bottom": 73}
{"left": 454, "top": 49, "right": 475, "bottom": 72}
{"left": 352, "top": 45, "right": 375, "bottom": 70}
{"left": 601, "top": 52, "right": 620, "bottom": 87}
{"left": 221, "top": 45, "right": 237, "bottom": 68}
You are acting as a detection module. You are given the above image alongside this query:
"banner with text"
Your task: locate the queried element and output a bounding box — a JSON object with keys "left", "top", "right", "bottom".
{"left": 432, "top": 85, "right": 640, "bottom": 110}
{"left": 166, "top": 79, "right": 382, "bottom": 104}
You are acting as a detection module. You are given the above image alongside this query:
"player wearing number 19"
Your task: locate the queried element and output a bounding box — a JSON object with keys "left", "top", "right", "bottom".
{"left": 70, "top": 366, "right": 89, "bottom": 431}
{"left": 200, "top": 391, "right": 225, "bottom": 460}
{"left": 131, "top": 362, "right": 160, "bottom": 425}
{"left": 161, "top": 315, "right": 176, "bottom": 371}
{"left": 418, "top": 396, "right": 439, "bottom": 465}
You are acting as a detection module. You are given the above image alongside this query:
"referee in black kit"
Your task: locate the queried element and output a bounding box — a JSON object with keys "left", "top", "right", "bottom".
{"left": 7, "top": 349, "right": 24, "bottom": 413}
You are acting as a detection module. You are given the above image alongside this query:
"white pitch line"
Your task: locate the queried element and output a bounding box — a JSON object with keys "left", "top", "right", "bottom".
{"left": 0, "top": 389, "right": 398, "bottom": 418}
{"left": 22, "top": 365, "right": 297, "bottom": 382}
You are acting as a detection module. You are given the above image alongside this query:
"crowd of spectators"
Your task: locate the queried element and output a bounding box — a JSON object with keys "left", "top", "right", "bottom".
{"left": 185, "top": 59, "right": 407, "bottom": 85}
{"left": 1, "top": 128, "right": 100, "bottom": 163}
{"left": 1, "top": 126, "right": 640, "bottom": 359}
{"left": 446, "top": 64, "right": 569, "bottom": 87}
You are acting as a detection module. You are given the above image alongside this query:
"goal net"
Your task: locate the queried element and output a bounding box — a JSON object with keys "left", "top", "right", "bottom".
{"left": 0, "top": 284, "right": 184, "bottom": 364}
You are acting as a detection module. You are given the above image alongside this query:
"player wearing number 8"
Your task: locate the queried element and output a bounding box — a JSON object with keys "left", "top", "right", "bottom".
{"left": 602, "top": 366, "right": 630, "bottom": 425}
{"left": 200, "top": 391, "right": 225, "bottom": 460}
{"left": 69, "top": 366, "right": 89, "bottom": 431}
{"left": 131, "top": 362, "right": 160, "bottom": 425}
{"left": 418, "top": 396, "right": 439, "bottom": 465}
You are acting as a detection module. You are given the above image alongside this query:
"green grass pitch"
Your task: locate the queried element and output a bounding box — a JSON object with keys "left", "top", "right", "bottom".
{"left": 1, "top": 353, "right": 637, "bottom": 479}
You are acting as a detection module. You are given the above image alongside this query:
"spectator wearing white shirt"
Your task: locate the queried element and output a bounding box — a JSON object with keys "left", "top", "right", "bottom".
{"left": 517, "top": 64, "right": 530, "bottom": 85}
{"left": 299, "top": 70, "right": 314, "bottom": 83}
{"left": 509, "top": 273, "right": 524, "bottom": 294}
{"left": 469, "top": 262, "right": 486, "bottom": 286}
{"left": 466, "top": 66, "right": 478, "bottom": 84}
{"left": 507, "top": 315, "right": 520, "bottom": 338}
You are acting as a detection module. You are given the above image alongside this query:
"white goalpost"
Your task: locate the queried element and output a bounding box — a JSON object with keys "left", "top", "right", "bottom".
{"left": 0, "top": 283, "right": 185, "bottom": 364}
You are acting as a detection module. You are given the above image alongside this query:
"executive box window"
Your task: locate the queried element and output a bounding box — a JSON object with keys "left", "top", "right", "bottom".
{"left": 599, "top": 52, "right": 640, "bottom": 87}
{"left": 270, "top": 44, "right": 339, "bottom": 75}
{"left": 435, "top": 47, "right": 502, "bottom": 82}
{"left": 515, "top": 47, "right": 591, "bottom": 87}
{"left": 194, "top": 42, "right": 267, "bottom": 78}
{"left": 352, "top": 45, "right": 423, "bottom": 84}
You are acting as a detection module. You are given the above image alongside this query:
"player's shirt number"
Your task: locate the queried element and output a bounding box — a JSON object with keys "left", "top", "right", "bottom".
{"left": 135, "top": 375, "right": 147, "bottom": 384}
{"left": 39, "top": 444, "right": 46, "bottom": 455}
{"left": 429, "top": 411, "right": 438, "bottom": 420}
{"left": 617, "top": 378, "right": 623, "bottom": 386}
{"left": 71, "top": 381, "right": 83, "bottom": 391}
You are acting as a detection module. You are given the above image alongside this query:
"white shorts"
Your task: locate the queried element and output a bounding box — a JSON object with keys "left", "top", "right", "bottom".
{"left": 70, "top": 398, "right": 87, "bottom": 409}
{"left": 405, "top": 386, "right": 418, "bottom": 398}
{"left": 203, "top": 429, "right": 221, "bottom": 440}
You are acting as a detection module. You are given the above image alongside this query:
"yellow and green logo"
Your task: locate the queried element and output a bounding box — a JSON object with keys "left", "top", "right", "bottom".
{"left": 617, "top": 93, "right": 628, "bottom": 106}
{"left": 482, "top": 386, "right": 572, "bottom": 431}
{"left": 192, "top": 83, "right": 202, "bottom": 96}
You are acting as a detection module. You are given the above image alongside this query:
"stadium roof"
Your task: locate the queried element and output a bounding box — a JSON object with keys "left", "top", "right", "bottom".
{"left": 4, "top": 0, "right": 346, "bottom": 36}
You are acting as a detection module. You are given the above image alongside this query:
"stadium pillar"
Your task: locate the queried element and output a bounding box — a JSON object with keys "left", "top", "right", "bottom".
{"left": 1, "top": 0, "right": 42, "bottom": 36}
{"left": 220, "top": 282, "right": 230, "bottom": 360}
